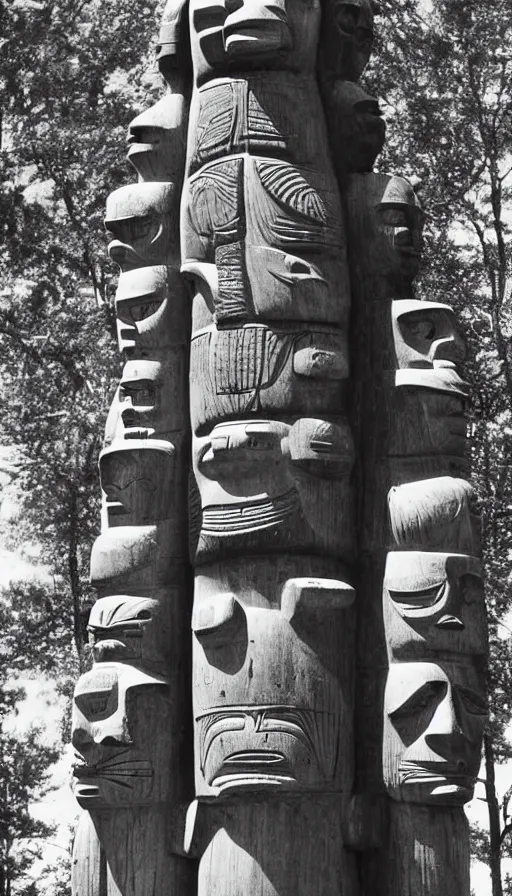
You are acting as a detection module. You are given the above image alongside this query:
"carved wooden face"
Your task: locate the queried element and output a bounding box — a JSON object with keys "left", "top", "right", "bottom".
{"left": 383, "top": 552, "right": 486, "bottom": 659}
{"left": 188, "top": 0, "right": 320, "bottom": 79}
{"left": 376, "top": 176, "right": 424, "bottom": 284}
{"left": 127, "top": 95, "right": 187, "bottom": 183}
{"left": 384, "top": 661, "right": 487, "bottom": 805}
{"left": 115, "top": 266, "right": 176, "bottom": 354}
{"left": 392, "top": 300, "right": 466, "bottom": 370}
{"left": 193, "top": 563, "right": 355, "bottom": 795}
{"left": 72, "top": 663, "right": 170, "bottom": 807}
{"left": 105, "top": 184, "right": 178, "bottom": 271}
{"left": 193, "top": 417, "right": 354, "bottom": 562}
{"left": 389, "top": 370, "right": 469, "bottom": 458}
{"left": 99, "top": 441, "right": 176, "bottom": 525}
{"left": 329, "top": 80, "right": 385, "bottom": 173}
{"left": 88, "top": 595, "right": 165, "bottom": 668}
{"left": 320, "top": 0, "right": 374, "bottom": 81}
{"left": 388, "top": 476, "right": 479, "bottom": 555}
{"left": 195, "top": 419, "right": 291, "bottom": 491}
{"left": 105, "top": 357, "right": 185, "bottom": 442}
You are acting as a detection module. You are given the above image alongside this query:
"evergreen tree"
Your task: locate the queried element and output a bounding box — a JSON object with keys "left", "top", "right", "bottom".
{"left": 0, "top": 0, "right": 168, "bottom": 890}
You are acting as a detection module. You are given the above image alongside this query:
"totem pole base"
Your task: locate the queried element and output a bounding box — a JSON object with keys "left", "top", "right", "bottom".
{"left": 361, "top": 804, "right": 470, "bottom": 896}
{"left": 72, "top": 809, "right": 197, "bottom": 896}
{"left": 197, "top": 797, "right": 358, "bottom": 896}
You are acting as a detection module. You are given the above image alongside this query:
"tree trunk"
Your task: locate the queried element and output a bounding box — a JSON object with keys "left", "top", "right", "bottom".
{"left": 485, "top": 733, "right": 504, "bottom": 896}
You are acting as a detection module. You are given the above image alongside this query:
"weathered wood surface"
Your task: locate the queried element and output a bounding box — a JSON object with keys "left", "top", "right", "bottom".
{"left": 71, "top": 1, "right": 487, "bottom": 894}
{"left": 170, "top": 0, "right": 361, "bottom": 890}
{"left": 72, "top": 70, "right": 196, "bottom": 896}
{"left": 345, "top": 170, "right": 487, "bottom": 894}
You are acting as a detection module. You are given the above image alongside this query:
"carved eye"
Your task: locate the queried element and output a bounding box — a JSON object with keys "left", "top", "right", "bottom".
{"left": 246, "top": 436, "right": 274, "bottom": 450}
{"left": 129, "top": 300, "right": 162, "bottom": 321}
{"left": 406, "top": 318, "right": 437, "bottom": 341}
{"left": 75, "top": 688, "right": 114, "bottom": 720}
{"left": 336, "top": 4, "right": 359, "bottom": 33}
{"left": 129, "top": 215, "right": 155, "bottom": 240}
{"left": 137, "top": 609, "right": 152, "bottom": 620}
{"left": 456, "top": 687, "right": 487, "bottom": 716}
{"left": 129, "top": 126, "right": 161, "bottom": 146}
{"left": 120, "top": 382, "right": 155, "bottom": 406}
{"left": 390, "top": 681, "right": 446, "bottom": 720}
{"left": 289, "top": 260, "right": 311, "bottom": 274}
{"left": 388, "top": 583, "right": 444, "bottom": 609}
{"left": 380, "top": 208, "right": 409, "bottom": 227}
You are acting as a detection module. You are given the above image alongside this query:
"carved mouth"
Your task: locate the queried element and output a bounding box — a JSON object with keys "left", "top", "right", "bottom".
{"left": 399, "top": 760, "right": 473, "bottom": 786}
{"left": 213, "top": 750, "right": 295, "bottom": 792}
{"left": 122, "top": 427, "right": 153, "bottom": 440}
{"left": 105, "top": 501, "right": 127, "bottom": 516}
{"left": 73, "top": 754, "right": 153, "bottom": 787}
{"left": 108, "top": 242, "right": 144, "bottom": 268}
{"left": 224, "top": 751, "right": 286, "bottom": 765}
{"left": 202, "top": 491, "right": 300, "bottom": 534}
{"left": 433, "top": 359, "right": 457, "bottom": 369}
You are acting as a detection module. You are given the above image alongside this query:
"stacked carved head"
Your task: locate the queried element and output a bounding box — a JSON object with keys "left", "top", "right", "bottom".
{"left": 382, "top": 551, "right": 487, "bottom": 806}
{"left": 346, "top": 173, "right": 425, "bottom": 298}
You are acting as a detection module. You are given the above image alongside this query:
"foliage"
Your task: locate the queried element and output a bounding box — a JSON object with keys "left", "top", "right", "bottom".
{"left": 0, "top": 0, "right": 168, "bottom": 651}
{"left": 0, "top": 0, "right": 169, "bottom": 892}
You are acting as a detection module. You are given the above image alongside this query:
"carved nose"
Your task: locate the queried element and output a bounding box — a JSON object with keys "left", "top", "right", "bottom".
{"left": 426, "top": 695, "right": 459, "bottom": 735}
{"left": 394, "top": 228, "right": 413, "bottom": 248}
{"left": 424, "top": 733, "right": 469, "bottom": 763}
{"left": 72, "top": 727, "right": 130, "bottom": 749}
{"left": 108, "top": 241, "right": 130, "bottom": 264}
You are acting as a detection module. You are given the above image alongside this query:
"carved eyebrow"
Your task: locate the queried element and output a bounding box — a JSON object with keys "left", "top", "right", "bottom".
{"left": 388, "top": 680, "right": 446, "bottom": 719}
{"left": 387, "top": 579, "right": 445, "bottom": 592}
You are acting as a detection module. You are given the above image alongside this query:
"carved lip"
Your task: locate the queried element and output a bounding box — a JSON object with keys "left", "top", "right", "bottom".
{"left": 201, "top": 491, "right": 300, "bottom": 533}
{"left": 105, "top": 501, "right": 127, "bottom": 516}
{"left": 223, "top": 751, "right": 286, "bottom": 765}
{"left": 74, "top": 784, "right": 100, "bottom": 799}
{"left": 122, "top": 427, "right": 153, "bottom": 440}
{"left": 433, "top": 359, "right": 457, "bottom": 369}
{"left": 399, "top": 761, "right": 474, "bottom": 787}
{"left": 435, "top": 614, "right": 465, "bottom": 630}
{"left": 127, "top": 139, "right": 158, "bottom": 153}
{"left": 212, "top": 772, "right": 297, "bottom": 792}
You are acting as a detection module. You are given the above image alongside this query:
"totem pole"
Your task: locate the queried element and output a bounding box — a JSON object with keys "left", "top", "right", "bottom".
{"left": 71, "top": 0, "right": 487, "bottom": 894}
{"left": 338, "top": 77, "right": 487, "bottom": 896}
{"left": 70, "top": 60, "right": 196, "bottom": 896}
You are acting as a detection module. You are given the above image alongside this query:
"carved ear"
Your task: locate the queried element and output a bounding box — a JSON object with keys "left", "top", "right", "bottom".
{"left": 192, "top": 593, "right": 245, "bottom": 645}
{"left": 181, "top": 261, "right": 219, "bottom": 304}
{"left": 281, "top": 578, "right": 355, "bottom": 623}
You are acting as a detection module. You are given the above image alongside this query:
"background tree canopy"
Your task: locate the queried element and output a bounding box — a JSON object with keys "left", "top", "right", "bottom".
{"left": 0, "top": 0, "right": 511, "bottom": 893}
